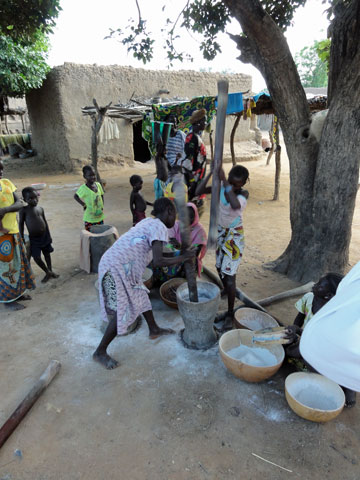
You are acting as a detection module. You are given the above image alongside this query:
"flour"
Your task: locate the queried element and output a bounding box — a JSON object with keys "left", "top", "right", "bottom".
{"left": 227, "top": 345, "right": 277, "bottom": 367}
{"left": 295, "top": 387, "right": 338, "bottom": 410}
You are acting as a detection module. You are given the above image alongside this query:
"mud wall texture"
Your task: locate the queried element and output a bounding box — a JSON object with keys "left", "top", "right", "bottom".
{"left": 26, "top": 63, "right": 253, "bottom": 171}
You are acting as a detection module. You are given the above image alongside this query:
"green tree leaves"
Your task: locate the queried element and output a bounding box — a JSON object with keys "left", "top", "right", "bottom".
{"left": 0, "top": 31, "right": 50, "bottom": 97}
{"left": 295, "top": 40, "right": 329, "bottom": 87}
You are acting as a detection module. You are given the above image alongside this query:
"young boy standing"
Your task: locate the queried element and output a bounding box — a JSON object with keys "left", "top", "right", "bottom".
{"left": 129, "top": 175, "right": 153, "bottom": 226}
{"left": 74, "top": 165, "right": 104, "bottom": 231}
{"left": 19, "top": 187, "right": 59, "bottom": 283}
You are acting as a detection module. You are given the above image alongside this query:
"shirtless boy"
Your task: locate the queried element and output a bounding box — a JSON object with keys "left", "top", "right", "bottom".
{"left": 129, "top": 175, "right": 153, "bottom": 226}
{"left": 19, "top": 187, "right": 59, "bottom": 283}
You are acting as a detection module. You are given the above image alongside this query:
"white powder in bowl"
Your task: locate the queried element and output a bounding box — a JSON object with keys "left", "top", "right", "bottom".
{"left": 226, "top": 345, "right": 278, "bottom": 367}
{"left": 295, "top": 386, "right": 338, "bottom": 410}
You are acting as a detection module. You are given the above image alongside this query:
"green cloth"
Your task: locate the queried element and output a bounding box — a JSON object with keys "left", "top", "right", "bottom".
{"left": 76, "top": 182, "right": 105, "bottom": 223}
{"left": 142, "top": 96, "right": 217, "bottom": 157}
{"left": 0, "top": 133, "right": 31, "bottom": 150}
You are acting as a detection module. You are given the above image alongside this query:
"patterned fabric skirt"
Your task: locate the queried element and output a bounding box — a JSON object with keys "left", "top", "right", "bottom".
{"left": 101, "top": 271, "right": 145, "bottom": 335}
{"left": 216, "top": 225, "right": 244, "bottom": 277}
{"left": 0, "top": 233, "right": 35, "bottom": 303}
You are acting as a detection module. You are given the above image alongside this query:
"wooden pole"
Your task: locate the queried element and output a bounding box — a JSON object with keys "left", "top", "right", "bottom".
{"left": 230, "top": 113, "right": 241, "bottom": 166}
{"left": 266, "top": 115, "right": 275, "bottom": 166}
{"left": 0, "top": 360, "right": 61, "bottom": 449}
{"left": 207, "top": 80, "right": 229, "bottom": 249}
{"left": 273, "top": 118, "right": 281, "bottom": 201}
{"left": 257, "top": 281, "right": 314, "bottom": 307}
{"left": 91, "top": 99, "right": 112, "bottom": 185}
{"left": 173, "top": 172, "right": 198, "bottom": 302}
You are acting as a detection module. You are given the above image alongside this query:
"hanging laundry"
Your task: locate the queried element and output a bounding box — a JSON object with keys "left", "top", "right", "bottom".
{"left": 98, "top": 117, "right": 120, "bottom": 144}
{"left": 215, "top": 92, "right": 243, "bottom": 114}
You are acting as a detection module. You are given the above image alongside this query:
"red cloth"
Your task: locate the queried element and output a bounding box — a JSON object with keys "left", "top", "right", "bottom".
{"left": 133, "top": 210, "right": 146, "bottom": 226}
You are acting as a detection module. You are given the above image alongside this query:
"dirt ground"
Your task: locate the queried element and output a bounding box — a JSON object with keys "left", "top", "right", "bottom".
{"left": 0, "top": 149, "right": 359, "bottom": 480}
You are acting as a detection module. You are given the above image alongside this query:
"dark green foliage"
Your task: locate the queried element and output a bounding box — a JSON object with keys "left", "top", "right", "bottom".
{"left": 0, "top": 32, "right": 50, "bottom": 97}
{"left": 0, "top": 0, "right": 61, "bottom": 43}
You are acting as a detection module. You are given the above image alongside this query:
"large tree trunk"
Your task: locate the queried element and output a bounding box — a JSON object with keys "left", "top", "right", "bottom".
{"left": 224, "top": 0, "right": 360, "bottom": 281}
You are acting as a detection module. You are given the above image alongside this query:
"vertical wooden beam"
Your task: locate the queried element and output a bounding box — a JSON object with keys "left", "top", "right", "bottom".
{"left": 230, "top": 113, "right": 241, "bottom": 166}
{"left": 207, "top": 80, "right": 229, "bottom": 249}
{"left": 273, "top": 118, "right": 281, "bottom": 201}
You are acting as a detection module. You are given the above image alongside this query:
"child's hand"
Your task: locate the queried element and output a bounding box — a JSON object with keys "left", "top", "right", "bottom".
{"left": 219, "top": 167, "right": 226, "bottom": 182}
{"left": 284, "top": 325, "right": 301, "bottom": 343}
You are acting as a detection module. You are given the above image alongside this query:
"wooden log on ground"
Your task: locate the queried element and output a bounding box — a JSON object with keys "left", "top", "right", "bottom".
{"left": 235, "top": 288, "right": 268, "bottom": 313}
{"left": 0, "top": 360, "right": 61, "bottom": 449}
{"left": 207, "top": 80, "right": 229, "bottom": 249}
{"left": 256, "top": 281, "right": 314, "bottom": 307}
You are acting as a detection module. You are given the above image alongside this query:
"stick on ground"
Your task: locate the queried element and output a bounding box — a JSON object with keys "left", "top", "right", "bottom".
{"left": 0, "top": 360, "right": 61, "bottom": 449}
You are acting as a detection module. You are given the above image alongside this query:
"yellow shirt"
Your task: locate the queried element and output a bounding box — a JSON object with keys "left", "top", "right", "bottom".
{"left": 0, "top": 179, "right": 19, "bottom": 234}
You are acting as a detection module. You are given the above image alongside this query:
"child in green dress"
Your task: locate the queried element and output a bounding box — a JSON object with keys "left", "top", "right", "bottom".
{"left": 74, "top": 165, "right": 104, "bottom": 231}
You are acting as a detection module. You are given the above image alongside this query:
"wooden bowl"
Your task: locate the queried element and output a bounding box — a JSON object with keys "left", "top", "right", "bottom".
{"left": 219, "top": 329, "right": 284, "bottom": 382}
{"left": 234, "top": 307, "right": 279, "bottom": 330}
{"left": 285, "top": 372, "right": 345, "bottom": 422}
{"left": 142, "top": 267, "right": 153, "bottom": 289}
{"left": 160, "top": 278, "right": 186, "bottom": 309}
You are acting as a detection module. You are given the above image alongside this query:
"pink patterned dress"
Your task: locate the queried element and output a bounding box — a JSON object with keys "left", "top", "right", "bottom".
{"left": 98, "top": 218, "right": 168, "bottom": 335}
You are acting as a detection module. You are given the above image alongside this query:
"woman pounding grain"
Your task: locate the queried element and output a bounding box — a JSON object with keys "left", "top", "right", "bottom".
{"left": 93, "top": 197, "right": 195, "bottom": 369}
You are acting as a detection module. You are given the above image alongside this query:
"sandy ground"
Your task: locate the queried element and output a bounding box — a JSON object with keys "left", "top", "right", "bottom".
{"left": 0, "top": 150, "right": 359, "bottom": 480}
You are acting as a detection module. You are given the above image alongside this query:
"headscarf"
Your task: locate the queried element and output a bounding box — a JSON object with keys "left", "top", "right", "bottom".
{"left": 168, "top": 202, "right": 207, "bottom": 277}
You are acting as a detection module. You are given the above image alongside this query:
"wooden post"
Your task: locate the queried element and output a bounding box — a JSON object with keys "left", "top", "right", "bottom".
{"left": 230, "top": 113, "right": 241, "bottom": 166}
{"left": 0, "top": 360, "right": 61, "bottom": 449}
{"left": 273, "top": 117, "right": 281, "bottom": 201}
{"left": 209, "top": 130, "right": 214, "bottom": 162}
{"left": 91, "top": 99, "right": 112, "bottom": 185}
{"left": 207, "top": 80, "right": 229, "bottom": 249}
{"left": 20, "top": 114, "right": 25, "bottom": 133}
{"left": 266, "top": 115, "right": 275, "bottom": 166}
{"left": 173, "top": 173, "right": 198, "bottom": 302}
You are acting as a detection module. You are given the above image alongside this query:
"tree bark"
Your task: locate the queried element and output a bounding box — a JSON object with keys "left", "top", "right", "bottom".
{"left": 224, "top": 0, "right": 360, "bottom": 281}
{"left": 230, "top": 113, "right": 241, "bottom": 165}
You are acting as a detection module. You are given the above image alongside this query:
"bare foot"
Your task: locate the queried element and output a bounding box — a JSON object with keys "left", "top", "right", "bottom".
{"left": 343, "top": 388, "right": 356, "bottom": 408}
{"left": 50, "top": 271, "right": 59, "bottom": 279}
{"left": 149, "top": 327, "right": 175, "bottom": 340}
{"left": 214, "top": 311, "right": 227, "bottom": 324}
{"left": 18, "top": 294, "right": 32, "bottom": 301}
{"left": 4, "top": 301, "right": 26, "bottom": 311}
{"left": 93, "top": 351, "right": 119, "bottom": 370}
{"left": 41, "top": 272, "right": 52, "bottom": 283}
{"left": 219, "top": 314, "right": 234, "bottom": 332}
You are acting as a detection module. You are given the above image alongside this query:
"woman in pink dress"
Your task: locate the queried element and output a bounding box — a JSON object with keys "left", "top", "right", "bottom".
{"left": 93, "top": 197, "right": 195, "bottom": 369}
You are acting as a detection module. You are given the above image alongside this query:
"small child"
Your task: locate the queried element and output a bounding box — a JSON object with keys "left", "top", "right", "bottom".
{"left": 19, "top": 187, "right": 59, "bottom": 283}
{"left": 196, "top": 164, "right": 249, "bottom": 330}
{"left": 129, "top": 175, "right": 153, "bottom": 226}
{"left": 285, "top": 273, "right": 356, "bottom": 407}
{"left": 74, "top": 165, "right": 104, "bottom": 231}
